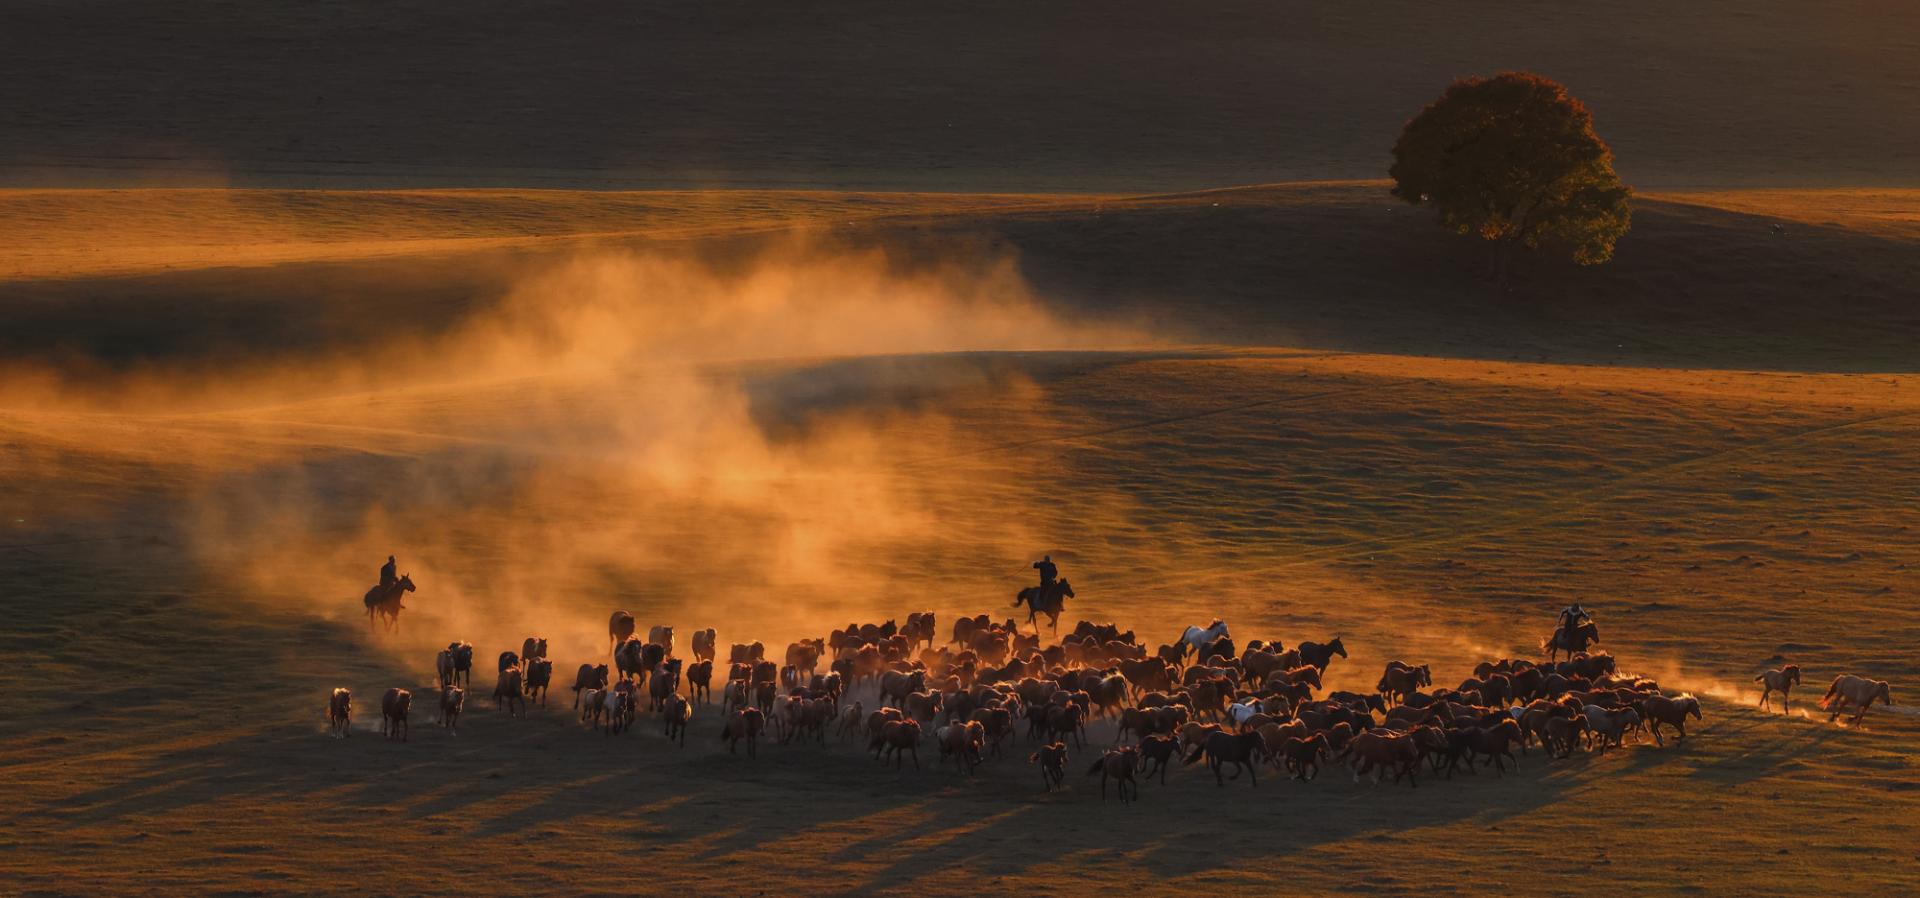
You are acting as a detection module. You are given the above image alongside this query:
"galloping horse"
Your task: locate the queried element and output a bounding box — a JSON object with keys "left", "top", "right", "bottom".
{"left": 1820, "top": 675, "right": 1894, "bottom": 726}
{"left": 363, "top": 574, "right": 416, "bottom": 633}
{"left": 1013, "top": 578, "right": 1074, "bottom": 635}
{"left": 1542, "top": 620, "right": 1599, "bottom": 663}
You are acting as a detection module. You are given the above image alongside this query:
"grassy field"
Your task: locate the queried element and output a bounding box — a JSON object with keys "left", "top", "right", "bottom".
{"left": 3, "top": 187, "right": 1918, "bottom": 896}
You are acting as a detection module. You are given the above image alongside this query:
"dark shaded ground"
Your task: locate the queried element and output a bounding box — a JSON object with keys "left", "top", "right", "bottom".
{"left": 5, "top": 0, "right": 1918, "bottom": 191}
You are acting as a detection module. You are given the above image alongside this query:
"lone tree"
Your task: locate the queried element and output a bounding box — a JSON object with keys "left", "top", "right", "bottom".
{"left": 1390, "top": 71, "right": 1631, "bottom": 291}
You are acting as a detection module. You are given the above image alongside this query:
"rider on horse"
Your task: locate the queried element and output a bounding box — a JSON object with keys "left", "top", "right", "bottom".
{"left": 380, "top": 555, "right": 398, "bottom": 590}
{"left": 1033, "top": 555, "right": 1058, "bottom": 594}
{"left": 1556, "top": 602, "right": 1590, "bottom": 640}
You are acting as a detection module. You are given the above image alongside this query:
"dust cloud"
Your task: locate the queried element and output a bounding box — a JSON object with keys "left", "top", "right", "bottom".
{"left": 154, "top": 238, "right": 1154, "bottom": 671}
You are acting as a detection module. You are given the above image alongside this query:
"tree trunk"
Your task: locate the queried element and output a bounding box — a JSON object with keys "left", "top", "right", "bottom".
{"left": 1492, "top": 237, "right": 1517, "bottom": 297}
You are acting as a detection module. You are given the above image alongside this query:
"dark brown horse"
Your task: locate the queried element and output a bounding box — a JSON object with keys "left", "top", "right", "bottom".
{"left": 362, "top": 574, "right": 415, "bottom": 633}
{"left": 1014, "top": 578, "right": 1075, "bottom": 635}
{"left": 1296, "top": 637, "right": 1347, "bottom": 672}
{"left": 1183, "top": 729, "right": 1263, "bottom": 787}
{"left": 1543, "top": 621, "right": 1600, "bottom": 662}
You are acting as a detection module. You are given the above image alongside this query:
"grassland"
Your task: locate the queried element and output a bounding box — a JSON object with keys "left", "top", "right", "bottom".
{"left": 4, "top": 187, "right": 1920, "bottom": 897}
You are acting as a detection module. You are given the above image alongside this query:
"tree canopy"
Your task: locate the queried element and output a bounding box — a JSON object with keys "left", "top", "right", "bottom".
{"left": 1390, "top": 72, "right": 1631, "bottom": 282}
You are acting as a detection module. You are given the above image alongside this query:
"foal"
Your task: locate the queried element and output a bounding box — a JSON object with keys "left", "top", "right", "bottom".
{"left": 1753, "top": 664, "right": 1801, "bottom": 712}
{"left": 1030, "top": 741, "right": 1069, "bottom": 791}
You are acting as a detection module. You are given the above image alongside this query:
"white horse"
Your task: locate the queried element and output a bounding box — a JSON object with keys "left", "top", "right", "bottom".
{"left": 1180, "top": 620, "right": 1231, "bottom": 658}
{"left": 1225, "top": 699, "right": 1262, "bottom": 728}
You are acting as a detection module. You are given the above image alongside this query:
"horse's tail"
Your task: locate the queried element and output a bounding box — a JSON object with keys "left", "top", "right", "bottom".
{"left": 1752, "top": 673, "right": 1765, "bottom": 683}
{"left": 1817, "top": 681, "right": 1840, "bottom": 709}
{"left": 1182, "top": 746, "right": 1208, "bottom": 766}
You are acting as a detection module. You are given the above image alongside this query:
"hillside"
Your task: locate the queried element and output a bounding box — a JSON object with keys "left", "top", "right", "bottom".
{"left": 3, "top": 184, "right": 1917, "bottom": 374}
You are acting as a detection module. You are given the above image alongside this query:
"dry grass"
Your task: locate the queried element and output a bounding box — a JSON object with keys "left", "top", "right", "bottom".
{"left": 4, "top": 187, "right": 1919, "bottom": 896}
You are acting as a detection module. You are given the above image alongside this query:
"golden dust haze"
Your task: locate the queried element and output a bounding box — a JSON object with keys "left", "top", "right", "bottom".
{"left": 12, "top": 238, "right": 1152, "bottom": 670}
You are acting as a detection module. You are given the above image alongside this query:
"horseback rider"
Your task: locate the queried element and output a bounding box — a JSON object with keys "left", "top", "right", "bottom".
{"left": 1556, "top": 602, "right": 1590, "bottom": 638}
{"left": 379, "top": 555, "right": 398, "bottom": 590}
{"left": 1033, "top": 554, "right": 1058, "bottom": 596}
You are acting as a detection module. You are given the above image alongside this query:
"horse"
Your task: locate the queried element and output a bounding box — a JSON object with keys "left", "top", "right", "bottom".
{"left": 1280, "top": 733, "right": 1330, "bottom": 781}
{"left": 523, "top": 659, "right": 553, "bottom": 707}
{"left": 1543, "top": 621, "right": 1600, "bottom": 663}
{"left": 609, "top": 611, "right": 636, "bottom": 655}
{"left": 1087, "top": 745, "right": 1140, "bottom": 803}
{"left": 327, "top": 688, "right": 352, "bottom": 737}
{"left": 438, "top": 685, "right": 464, "bottom": 733}
{"left": 1183, "top": 729, "right": 1263, "bottom": 787}
{"left": 649, "top": 659, "right": 682, "bottom": 712}
{"left": 362, "top": 574, "right": 415, "bottom": 633}
{"left": 1345, "top": 729, "right": 1421, "bottom": 787}
{"left": 435, "top": 644, "right": 459, "bottom": 687}
{"left": 1377, "top": 661, "right": 1431, "bottom": 707}
{"left": 1031, "top": 741, "right": 1069, "bottom": 791}
{"left": 1296, "top": 637, "right": 1347, "bottom": 672}
{"left": 662, "top": 694, "right": 692, "bottom": 747}
{"left": 1583, "top": 705, "right": 1639, "bottom": 750}
{"left": 494, "top": 668, "right": 525, "bottom": 717}
{"left": 1179, "top": 620, "right": 1230, "bottom": 658}
{"left": 448, "top": 643, "right": 473, "bottom": 687}
{"left": 571, "top": 663, "right": 609, "bottom": 708}
{"left": 1754, "top": 665, "right": 1801, "bottom": 712}
{"left": 1637, "top": 695, "right": 1701, "bottom": 746}
{"left": 380, "top": 688, "right": 411, "bottom": 741}
{"left": 1819, "top": 675, "right": 1893, "bottom": 726}
{"left": 1014, "top": 579, "right": 1074, "bottom": 635}
{"left": 690, "top": 628, "right": 718, "bottom": 662}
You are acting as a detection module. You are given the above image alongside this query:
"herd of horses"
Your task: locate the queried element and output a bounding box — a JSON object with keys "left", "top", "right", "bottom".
{"left": 324, "top": 604, "right": 1898, "bottom": 800}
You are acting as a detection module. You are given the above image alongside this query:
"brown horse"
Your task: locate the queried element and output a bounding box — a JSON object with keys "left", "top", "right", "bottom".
{"left": 362, "top": 574, "right": 415, "bottom": 633}
{"left": 1543, "top": 621, "right": 1600, "bottom": 663}
{"left": 1754, "top": 665, "right": 1801, "bottom": 712}
{"left": 327, "top": 687, "right": 352, "bottom": 737}
{"left": 1087, "top": 745, "right": 1140, "bottom": 803}
{"left": 1377, "top": 662, "right": 1431, "bottom": 707}
{"left": 609, "top": 611, "right": 636, "bottom": 655}
{"left": 722, "top": 707, "right": 767, "bottom": 757}
{"left": 1030, "top": 741, "right": 1069, "bottom": 791}
{"left": 689, "top": 627, "right": 718, "bottom": 662}
{"left": 438, "top": 685, "right": 464, "bottom": 733}
{"left": 1637, "top": 695, "right": 1701, "bottom": 746}
{"left": 494, "top": 668, "right": 525, "bottom": 717}
{"left": 1014, "top": 578, "right": 1074, "bottom": 635}
{"left": 661, "top": 694, "right": 692, "bottom": 747}
{"left": 1346, "top": 729, "right": 1421, "bottom": 787}
{"left": 1183, "top": 729, "right": 1263, "bottom": 787}
{"left": 874, "top": 719, "right": 922, "bottom": 769}
{"left": 1819, "top": 675, "right": 1893, "bottom": 726}
{"left": 1280, "top": 733, "right": 1330, "bottom": 781}
{"left": 380, "top": 687, "right": 411, "bottom": 741}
